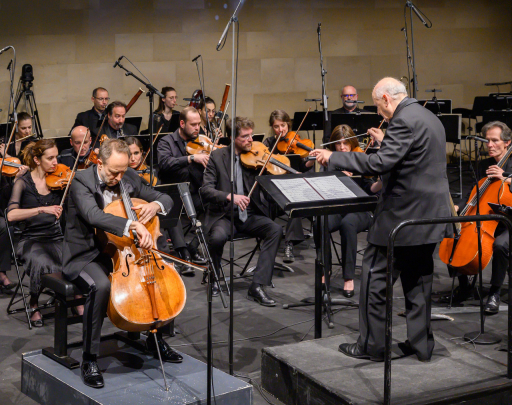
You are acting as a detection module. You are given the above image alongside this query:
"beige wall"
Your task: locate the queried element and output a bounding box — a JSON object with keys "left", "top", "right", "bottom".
{"left": 0, "top": 0, "right": 510, "bottom": 140}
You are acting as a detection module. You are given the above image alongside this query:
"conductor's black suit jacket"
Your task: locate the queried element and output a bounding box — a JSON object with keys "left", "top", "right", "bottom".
{"left": 62, "top": 165, "right": 173, "bottom": 281}
{"left": 328, "top": 97, "right": 451, "bottom": 246}
{"left": 201, "top": 145, "right": 269, "bottom": 234}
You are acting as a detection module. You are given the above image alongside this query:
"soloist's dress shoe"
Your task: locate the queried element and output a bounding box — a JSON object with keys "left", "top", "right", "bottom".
{"left": 484, "top": 292, "right": 501, "bottom": 315}
{"left": 81, "top": 360, "right": 104, "bottom": 388}
{"left": 283, "top": 243, "right": 294, "bottom": 264}
{"left": 247, "top": 284, "right": 276, "bottom": 307}
{"left": 338, "top": 343, "right": 383, "bottom": 361}
{"left": 147, "top": 336, "right": 183, "bottom": 363}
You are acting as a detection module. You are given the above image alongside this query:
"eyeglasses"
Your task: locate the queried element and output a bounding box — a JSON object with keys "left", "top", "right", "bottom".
{"left": 342, "top": 94, "right": 357, "bottom": 98}
{"left": 94, "top": 97, "right": 110, "bottom": 102}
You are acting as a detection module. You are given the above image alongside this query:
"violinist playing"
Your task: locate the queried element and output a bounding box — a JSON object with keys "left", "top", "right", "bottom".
{"left": 0, "top": 112, "right": 35, "bottom": 159}
{"left": 6, "top": 140, "right": 66, "bottom": 327}
{"left": 264, "top": 109, "right": 314, "bottom": 263}
{"left": 58, "top": 126, "right": 92, "bottom": 168}
{"left": 201, "top": 117, "right": 283, "bottom": 303}
{"left": 61, "top": 139, "right": 181, "bottom": 389}
{"left": 198, "top": 96, "right": 222, "bottom": 140}
{"left": 448, "top": 121, "right": 512, "bottom": 314}
{"left": 317, "top": 124, "right": 381, "bottom": 298}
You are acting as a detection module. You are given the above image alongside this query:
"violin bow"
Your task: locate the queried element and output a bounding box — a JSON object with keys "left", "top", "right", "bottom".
{"left": 0, "top": 122, "right": 18, "bottom": 176}
{"left": 59, "top": 128, "right": 90, "bottom": 207}
{"left": 247, "top": 130, "right": 286, "bottom": 199}
{"left": 135, "top": 124, "right": 164, "bottom": 170}
{"left": 284, "top": 107, "right": 311, "bottom": 154}
{"left": 148, "top": 248, "right": 207, "bottom": 272}
{"left": 363, "top": 119, "right": 385, "bottom": 153}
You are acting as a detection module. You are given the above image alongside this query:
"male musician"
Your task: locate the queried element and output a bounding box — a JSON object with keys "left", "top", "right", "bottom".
{"left": 58, "top": 126, "right": 92, "bottom": 167}
{"left": 71, "top": 87, "right": 110, "bottom": 138}
{"left": 201, "top": 117, "right": 283, "bottom": 304}
{"left": 323, "top": 85, "right": 360, "bottom": 144}
{"left": 102, "top": 101, "right": 138, "bottom": 139}
{"left": 62, "top": 139, "right": 181, "bottom": 389}
{"left": 311, "top": 77, "right": 451, "bottom": 362}
{"left": 157, "top": 106, "right": 208, "bottom": 267}
{"left": 450, "top": 121, "right": 512, "bottom": 314}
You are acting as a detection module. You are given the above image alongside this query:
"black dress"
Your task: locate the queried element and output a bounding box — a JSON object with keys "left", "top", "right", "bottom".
{"left": 7, "top": 172, "right": 63, "bottom": 294}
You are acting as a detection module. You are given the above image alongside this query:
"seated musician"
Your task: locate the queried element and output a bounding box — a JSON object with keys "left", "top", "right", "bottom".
{"left": 58, "top": 126, "right": 92, "bottom": 168}
{"left": 6, "top": 140, "right": 65, "bottom": 327}
{"left": 71, "top": 87, "right": 109, "bottom": 138}
{"left": 201, "top": 116, "right": 283, "bottom": 304}
{"left": 152, "top": 86, "right": 179, "bottom": 134}
{"left": 451, "top": 121, "right": 512, "bottom": 314}
{"left": 125, "top": 136, "right": 197, "bottom": 276}
{"left": 62, "top": 138, "right": 182, "bottom": 389}
{"left": 323, "top": 85, "right": 360, "bottom": 144}
{"left": 198, "top": 96, "right": 222, "bottom": 139}
{"left": 265, "top": 109, "right": 314, "bottom": 263}
{"left": 102, "top": 101, "right": 138, "bottom": 139}
{"left": 157, "top": 106, "right": 208, "bottom": 267}
{"left": 1, "top": 112, "right": 35, "bottom": 159}
{"left": 318, "top": 124, "right": 381, "bottom": 297}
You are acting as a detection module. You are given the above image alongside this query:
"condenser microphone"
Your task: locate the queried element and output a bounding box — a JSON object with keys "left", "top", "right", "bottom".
{"left": 0, "top": 46, "right": 12, "bottom": 55}
{"left": 178, "top": 183, "right": 197, "bottom": 227}
{"left": 192, "top": 55, "right": 201, "bottom": 62}
{"left": 113, "top": 56, "right": 123, "bottom": 68}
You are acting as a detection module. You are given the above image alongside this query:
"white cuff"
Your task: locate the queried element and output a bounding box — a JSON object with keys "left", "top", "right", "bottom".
{"left": 123, "top": 219, "right": 133, "bottom": 237}
{"left": 154, "top": 200, "right": 167, "bottom": 215}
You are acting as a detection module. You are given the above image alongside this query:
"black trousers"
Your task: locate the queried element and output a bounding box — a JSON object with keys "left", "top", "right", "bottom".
{"left": 0, "top": 217, "right": 11, "bottom": 273}
{"left": 491, "top": 225, "right": 509, "bottom": 288}
{"left": 284, "top": 217, "right": 305, "bottom": 245}
{"left": 357, "top": 243, "right": 436, "bottom": 360}
{"left": 208, "top": 214, "right": 282, "bottom": 286}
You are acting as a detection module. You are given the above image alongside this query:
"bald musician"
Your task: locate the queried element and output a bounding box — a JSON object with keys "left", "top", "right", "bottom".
{"left": 58, "top": 126, "right": 92, "bottom": 168}
{"left": 323, "top": 85, "right": 361, "bottom": 144}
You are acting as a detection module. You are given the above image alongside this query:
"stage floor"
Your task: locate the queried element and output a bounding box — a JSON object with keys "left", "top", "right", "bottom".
{"left": 2, "top": 165, "right": 511, "bottom": 405}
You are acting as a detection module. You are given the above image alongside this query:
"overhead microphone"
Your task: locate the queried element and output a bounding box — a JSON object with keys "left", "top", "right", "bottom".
{"left": 113, "top": 56, "right": 123, "bottom": 68}
{"left": 0, "top": 46, "right": 12, "bottom": 55}
{"left": 177, "top": 183, "right": 197, "bottom": 227}
{"left": 317, "top": 23, "right": 321, "bottom": 34}
{"left": 192, "top": 55, "right": 201, "bottom": 62}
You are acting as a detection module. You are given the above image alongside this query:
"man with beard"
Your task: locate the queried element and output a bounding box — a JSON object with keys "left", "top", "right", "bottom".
{"left": 324, "top": 85, "right": 360, "bottom": 144}
{"left": 102, "top": 101, "right": 137, "bottom": 139}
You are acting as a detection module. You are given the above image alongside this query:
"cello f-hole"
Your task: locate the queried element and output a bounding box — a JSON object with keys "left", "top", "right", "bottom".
{"left": 123, "top": 252, "right": 133, "bottom": 277}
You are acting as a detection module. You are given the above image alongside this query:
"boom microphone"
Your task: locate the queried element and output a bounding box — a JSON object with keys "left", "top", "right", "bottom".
{"left": 178, "top": 183, "right": 197, "bottom": 227}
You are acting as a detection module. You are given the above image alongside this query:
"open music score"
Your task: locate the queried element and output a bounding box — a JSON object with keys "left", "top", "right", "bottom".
{"left": 271, "top": 175, "right": 357, "bottom": 203}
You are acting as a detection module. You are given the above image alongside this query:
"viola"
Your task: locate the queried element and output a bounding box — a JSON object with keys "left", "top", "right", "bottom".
{"left": 186, "top": 134, "right": 225, "bottom": 156}
{"left": 240, "top": 141, "right": 299, "bottom": 176}
{"left": 439, "top": 146, "right": 512, "bottom": 275}
{"left": 101, "top": 180, "right": 187, "bottom": 332}
{"left": 277, "top": 131, "right": 314, "bottom": 158}
{"left": 0, "top": 157, "right": 23, "bottom": 177}
{"left": 45, "top": 163, "right": 74, "bottom": 190}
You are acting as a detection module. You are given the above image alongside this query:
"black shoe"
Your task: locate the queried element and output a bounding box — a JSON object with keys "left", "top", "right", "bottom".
{"left": 283, "top": 243, "right": 294, "bottom": 264}
{"left": 439, "top": 286, "right": 474, "bottom": 304}
{"left": 30, "top": 310, "right": 44, "bottom": 328}
{"left": 398, "top": 340, "right": 431, "bottom": 362}
{"left": 0, "top": 282, "right": 16, "bottom": 294}
{"left": 247, "top": 284, "right": 276, "bottom": 307}
{"left": 211, "top": 283, "right": 220, "bottom": 297}
{"left": 176, "top": 262, "right": 195, "bottom": 277}
{"left": 191, "top": 252, "right": 207, "bottom": 265}
{"left": 81, "top": 360, "right": 104, "bottom": 388}
{"left": 338, "top": 343, "right": 383, "bottom": 361}
{"left": 484, "top": 292, "right": 501, "bottom": 315}
{"left": 147, "top": 336, "right": 183, "bottom": 363}
{"left": 342, "top": 289, "right": 354, "bottom": 298}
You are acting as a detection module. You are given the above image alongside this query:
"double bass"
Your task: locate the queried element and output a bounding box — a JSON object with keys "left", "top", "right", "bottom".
{"left": 439, "top": 145, "right": 512, "bottom": 275}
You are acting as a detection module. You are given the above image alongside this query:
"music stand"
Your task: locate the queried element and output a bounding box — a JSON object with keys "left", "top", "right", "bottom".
{"left": 257, "top": 171, "right": 378, "bottom": 336}
{"left": 436, "top": 114, "right": 462, "bottom": 198}
{"left": 125, "top": 116, "right": 143, "bottom": 134}
{"left": 293, "top": 110, "right": 324, "bottom": 147}
{"left": 418, "top": 99, "right": 452, "bottom": 114}
{"left": 46, "top": 136, "right": 73, "bottom": 152}
{"left": 330, "top": 112, "right": 386, "bottom": 136}
{"left": 482, "top": 110, "right": 512, "bottom": 129}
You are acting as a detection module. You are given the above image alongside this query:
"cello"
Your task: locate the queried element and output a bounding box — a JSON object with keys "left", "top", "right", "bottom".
{"left": 439, "top": 145, "right": 512, "bottom": 275}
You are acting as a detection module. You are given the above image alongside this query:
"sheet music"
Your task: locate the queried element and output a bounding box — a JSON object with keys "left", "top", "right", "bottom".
{"left": 306, "top": 175, "right": 357, "bottom": 200}
{"left": 271, "top": 178, "right": 322, "bottom": 202}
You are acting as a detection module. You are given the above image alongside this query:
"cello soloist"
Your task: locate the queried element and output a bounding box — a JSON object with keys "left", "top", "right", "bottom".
{"left": 62, "top": 139, "right": 182, "bottom": 389}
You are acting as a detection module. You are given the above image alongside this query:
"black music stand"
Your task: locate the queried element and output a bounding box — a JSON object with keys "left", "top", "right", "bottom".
{"left": 293, "top": 110, "right": 324, "bottom": 147}
{"left": 437, "top": 113, "right": 462, "bottom": 198}
{"left": 482, "top": 110, "right": 512, "bottom": 129}
{"left": 418, "top": 99, "right": 452, "bottom": 114}
{"left": 124, "top": 116, "right": 142, "bottom": 135}
{"left": 257, "top": 171, "right": 378, "bottom": 337}
{"left": 331, "top": 112, "right": 386, "bottom": 135}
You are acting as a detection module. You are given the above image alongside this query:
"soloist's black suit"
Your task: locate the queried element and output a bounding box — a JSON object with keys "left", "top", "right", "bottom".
{"left": 201, "top": 146, "right": 282, "bottom": 286}
{"left": 329, "top": 97, "right": 451, "bottom": 360}
{"left": 62, "top": 165, "right": 173, "bottom": 355}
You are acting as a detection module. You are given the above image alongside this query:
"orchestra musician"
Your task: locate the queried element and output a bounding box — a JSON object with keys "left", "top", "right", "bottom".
{"left": 157, "top": 106, "right": 208, "bottom": 269}
{"left": 71, "top": 87, "right": 109, "bottom": 138}
{"left": 318, "top": 124, "right": 382, "bottom": 297}
{"left": 61, "top": 139, "right": 182, "bottom": 389}
{"left": 124, "top": 136, "right": 197, "bottom": 276}
{"left": 153, "top": 86, "right": 179, "bottom": 134}
{"left": 102, "top": 101, "right": 138, "bottom": 139}
{"left": 323, "top": 85, "right": 360, "bottom": 144}
{"left": 198, "top": 96, "right": 222, "bottom": 139}
{"left": 58, "top": 126, "right": 92, "bottom": 168}
{"left": 265, "top": 109, "right": 314, "bottom": 263}
{"left": 311, "top": 77, "right": 451, "bottom": 362}
{"left": 448, "top": 121, "right": 512, "bottom": 314}
{"left": 201, "top": 116, "right": 282, "bottom": 303}
{"left": 6, "top": 140, "right": 66, "bottom": 327}
{"left": 1, "top": 112, "right": 34, "bottom": 158}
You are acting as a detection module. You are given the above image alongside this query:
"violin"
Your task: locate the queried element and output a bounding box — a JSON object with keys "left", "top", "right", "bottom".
{"left": 277, "top": 131, "right": 314, "bottom": 158}
{"left": 240, "top": 141, "right": 299, "bottom": 176}
{"left": 101, "top": 180, "right": 187, "bottom": 332}
{"left": 85, "top": 134, "right": 108, "bottom": 167}
{"left": 0, "top": 157, "right": 23, "bottom": 177}
{"left": 186, "top": 134, "right": 225, "bottom": 156}
{"left": 46, "top": 163, "right": 74, "bottom": 190}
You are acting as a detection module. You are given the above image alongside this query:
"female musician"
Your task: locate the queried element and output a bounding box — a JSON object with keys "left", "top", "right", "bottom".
{"left": 6, "top": 140, "right": 65, "bottom": 326}
{"left": 198, "top": 96, "right": 222, "bottom": 139}
{"left": 319, "top": 125, "right": 381, "bottom": 297}
{"left": 264, "top": 110, "right": 314, "bottom": 263}
{"left": 0, "top": 112, "right": 34, "bottom": 159}
{"left": 153, "top": 86, "right": 179, "bottom": 134}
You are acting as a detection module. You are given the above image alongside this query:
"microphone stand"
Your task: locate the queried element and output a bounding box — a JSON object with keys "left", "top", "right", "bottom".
{"left": 317, "top": 23, "right": 328, "bottom": 147}
{"left": 216, "top": 0, "right": 243, "bottom": 379}
{"left": 193, "top": 56, "right": 212, "bottom": 138}
{"left": 114, "top": 59, "right": 164, "bottom": 187}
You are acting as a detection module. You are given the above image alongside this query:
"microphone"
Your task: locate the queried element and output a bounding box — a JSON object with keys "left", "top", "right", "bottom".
{"left": 503, "top": 172, "right": 512, "bottom": 178}
{"left": 192, "top": 55, "right": 201, "bottom": 62}
{"left": 317, "top": 23, "right": 321, "bottom": 34}
{"left": 305, "top": 98, "right": 321, "bottom": 102}
{"left": 466, "top": 135, "right": 489, "bottom": 143}
{"left": 0, "top": 46, "right": 12, "bottom": 55}
{"left": 178, "top": 183, "right": 197, "bottom": 227}
{"left": 409, "top": 3, "right": 430, "bottom": 28}
{"left": 113, "top": 56, "right": 123, "bottom": 68}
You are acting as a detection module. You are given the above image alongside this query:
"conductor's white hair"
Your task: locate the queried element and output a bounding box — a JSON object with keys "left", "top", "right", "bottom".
{"left": 374, "top": 78, "right": 407, "bottom": 100}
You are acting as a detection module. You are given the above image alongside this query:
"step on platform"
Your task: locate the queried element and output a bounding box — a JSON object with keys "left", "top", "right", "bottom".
{"left": 22, "top": 339, "right": 252, "bottom": 405}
